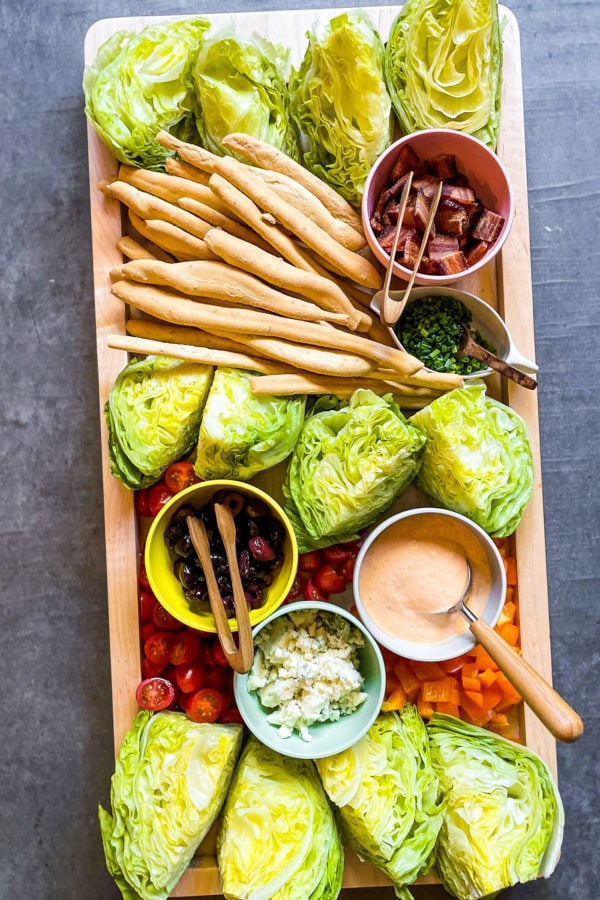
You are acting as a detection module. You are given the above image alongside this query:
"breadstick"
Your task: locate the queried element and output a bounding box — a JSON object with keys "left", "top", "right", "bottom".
{"left": 165, "top": 157, "right": 212, "bottom": 186}
{"left": 157, "top": 130, "right": 221, "bottom": 173}
{"left": 249, "top": 167, "right": 366, "bottom": 251}
{"left": 176, "top": 196, "right": 273, "bottom": 250}
{"left": 125, "top": 318, "right": 375, "bottom": 378}
{"left": 248, "top": 372, "right": 444, "bottom": 402}
{"left": 119, "top": 164, "right": 232, "bottom": 216}
{"left": 202, "top": 228, "right": 364, "bottom": 327}
{"left": 107, "top": 333, "right": 286, "bottom": 374}
{"left": 111, "top": 279, "right": 435, "bottom": 378}
{"left": 128, "top": 211, "right": 216, "bottom": 261}
{"left": 117, "top": 235, "right": 162, "bottom": 262}
{"left": 221, "top": 132, "right": 364, "bottom": 233}
{"left": 101, "top": 180, "right": 211, "bottom": 240}
{"left": 113, "top": 259, "right": 356, "bottom": 328}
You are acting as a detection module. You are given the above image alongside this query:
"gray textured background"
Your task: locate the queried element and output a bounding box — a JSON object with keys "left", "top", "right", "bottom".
{"left": 1, "top": 1, "right": 598, "bottom": 898}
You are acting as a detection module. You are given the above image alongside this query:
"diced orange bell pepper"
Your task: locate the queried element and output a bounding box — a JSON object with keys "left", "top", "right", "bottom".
{"left": 461, "top": 661, "right": 480, "bottom": 681}
{"left": 435, "top": 702, "right": 460, "bottom": 718}
{"left": 471, "top": 645, "right": 500, "bottom": 671}
{"left": 412, "top": 661, "right": 447, "bottom": 682}
{"left": 478, "top": 668, "right": 497, "bottom": 689}
{"left": 381, "top": 683, "right": 407, "bottom": 712}
{"left": 440, "top": 653, "right": 471, "bottom": 675}
{"left": 462, "top": 675, "right": 482, "bottom": 693}
{"left": 392, "top": 659, "right": 421, "bottom": 700}
{"left": 498, "top": 622, "right": 520, "bottom": 646}
{"left": 494, "top": 672, "right": 522, "bottom": 711}
{"left": 417, "top": 695, "right": 435, "bottom": 719}
{"left": 503, "top": 557, "right": 518, "bottom": 585}
{"left": 421, "top": 677, "right": 461, "bottom": 705}
{"left": 497, "top": 599, "right": 517, "bottom": 628}
{"left": 463, "top": 689, "right": 484, "bottom": 709}
{"left": 386, "top": 671, "right": 400, "bottom": 693}
{"left": 479, "top": 683, "right": 505, "bottom": 714}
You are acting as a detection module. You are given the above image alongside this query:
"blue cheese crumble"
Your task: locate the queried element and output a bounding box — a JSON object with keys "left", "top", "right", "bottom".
{"left": 247, "top": 608, "right": 368, "bottom": 741}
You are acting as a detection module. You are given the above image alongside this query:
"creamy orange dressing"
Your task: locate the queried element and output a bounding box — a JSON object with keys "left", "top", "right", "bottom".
{"left": 358, "top": 515, "right": 492, "bottom": 644}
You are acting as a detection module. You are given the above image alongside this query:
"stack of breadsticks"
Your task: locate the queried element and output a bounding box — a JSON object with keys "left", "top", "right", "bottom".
{"left": 103, "top": 131, "right": 463, "bottom": 404}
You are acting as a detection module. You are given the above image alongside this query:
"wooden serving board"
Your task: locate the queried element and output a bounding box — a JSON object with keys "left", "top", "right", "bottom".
{"left": 84, "top": 6, "right": 556, "bottom": 894}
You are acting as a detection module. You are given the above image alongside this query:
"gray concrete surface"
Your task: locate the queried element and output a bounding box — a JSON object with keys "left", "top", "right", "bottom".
{"left": 1, "top": 1, "right": 598, "bottom": 898}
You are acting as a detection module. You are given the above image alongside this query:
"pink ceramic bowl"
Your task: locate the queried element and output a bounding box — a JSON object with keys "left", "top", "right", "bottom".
{"left": 362, "top": 129, "right": 515, "bottom": 287}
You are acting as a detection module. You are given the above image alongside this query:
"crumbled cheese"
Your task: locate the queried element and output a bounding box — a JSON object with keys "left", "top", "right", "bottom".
{"left": 247, "top": 609, "right": 368, "bottom": 741}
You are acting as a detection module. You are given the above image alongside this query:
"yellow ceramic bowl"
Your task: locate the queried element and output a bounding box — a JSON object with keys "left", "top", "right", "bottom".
{"left": 144, "top": 480, "right": 298, "bottom": 633}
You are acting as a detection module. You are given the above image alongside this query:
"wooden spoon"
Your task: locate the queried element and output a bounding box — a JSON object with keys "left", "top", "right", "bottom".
{"left": 186, "top": 509, "right": 254, "bottom": 674}
{"left": 458, "top": 326, "right": 538, "bottom": 390}
{"left": 450, "top": 561, "right": 583, "bottom": 742}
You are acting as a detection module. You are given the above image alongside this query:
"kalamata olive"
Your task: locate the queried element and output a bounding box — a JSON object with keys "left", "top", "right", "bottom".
{"left": 222, "top": 491, "right": 245, "bottom": 516}
{"left": 170, "top": 505, "right": 196, "bottom": 525}
{"left": 248, "top": 536, "right": 276, "bottom": 562}
{"left": 238, "top": 549, "right": 250, "bottom": 578}
{"left": 245, "top": 499, "right": 269, "bottom": 518}
{"left": 173, "top": 534, "right": 193, "bottom": 558}
{"left": 164, "top": 523, "right": 183, "bottom": 548}
{"left": 174, "top": 560, "right": 197, "bottom": 589}
{"left": 221, "top": 595, "right": 235, "bottom": 617}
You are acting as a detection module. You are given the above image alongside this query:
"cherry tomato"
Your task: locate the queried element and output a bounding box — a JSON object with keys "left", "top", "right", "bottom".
{"left": 298, "top": 550, "right": 323, "bottom": 573}
{"left": 302, "top": 579, "right": 329, "bottom": 602}
{"left": 314, "top": 563, "right": 346, "bottom": 595}
{"left": 186, "top": 688, "right": 224, "bottom": 723}
{"left": 143, "top": 631, "right": 174, "bottom": 665}
{"left": 285, "top": 573, "right": 305, "bottom": 601}
{"left": 135, "top": 677, "right": 175, "bottom": 711}
{"left": 141, "top": 657, "right": 167, "bottom": 679}
{"left": 175, "top": 660, "right": 207, "bottom": 694}
{"left": 139, "top": 589, "right": 156, "bottom": 624}
{"left": 169, "top": 631, "right": 202, "bottom": 666}
{"left": 135, "top": 488, "right": 152, "bottom": 518}
{"left": 152, "top": 603, "right": 182, "bottom": 631}
{"left": 138, "top": 556, "right": 151, "bottom": 590}
{"left": 219, "top": 706, "right": 243, "bottom": 724}
{"left": 164, "top": 461, "right": 199, "bottom": 494}
{"left": 322, "top": 545, "right": 351, "bottom": 565}
{"left": 147, "top": 482, "right": 175, "bottom": 517}
{"left": 339, "top": 554, "right": 357, "bottom": 583}
{"left": 210, "top": 640, "right": 231, "bottom": 668}
{"left": 204, "top": 666, "right": 228, "bottom": 691}
{"left": 140, "top": 621, "right": 158, "bottom": 642}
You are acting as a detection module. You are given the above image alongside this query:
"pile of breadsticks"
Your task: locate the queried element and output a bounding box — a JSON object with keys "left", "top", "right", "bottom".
{"left": 103, "top": 131, "right": 462, "bottom": 404}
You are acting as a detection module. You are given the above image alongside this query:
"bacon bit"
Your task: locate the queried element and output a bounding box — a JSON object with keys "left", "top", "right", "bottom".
{"left": 390, "top": 144, "right": 424, "bottom": 181}
{"left": 403, "top": 231, "right": 422, "bottom": 267}
{"left": 431, "top": 250, "right": 468, "bottom": 275}
{"left": 435, "top": 200, "right": 469, "bottom": 236}
{"left": 465, "top": 240, "right": 491, "bottom": 267}
{"left": 473, "top": 209, "right": 505, "bottom": 242}
{"left": 379, "top": 224, "right": 416, "bottom": 253}
{"left": 415, "top": 189, "right": 435, "bottom": 232}
{"left": 426, "top": 154, "right": 457, "bottom": 179}
{"left": 442, "top": 183, "right": 477, "bottom": 206}
{"left": 428, "top": 234, "right": 460, "bottom": 257}
{"left": 412, "top": 174, "right": 439, "bottom": 198}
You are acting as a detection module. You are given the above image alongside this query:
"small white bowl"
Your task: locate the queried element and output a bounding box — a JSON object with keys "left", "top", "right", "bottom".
{"left": 353, "top": 508, "right": 506, "bottom": 662}
{"left": 371, "top": 286, "right": 537, "bottom": 380}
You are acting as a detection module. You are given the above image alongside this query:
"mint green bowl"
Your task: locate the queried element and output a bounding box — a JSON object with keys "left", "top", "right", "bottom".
{"left": 233, "top": 601, "right": 386, "bottom": 760}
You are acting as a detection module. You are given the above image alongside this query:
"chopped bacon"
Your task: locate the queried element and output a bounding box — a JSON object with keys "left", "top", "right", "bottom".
{"left": 415, "top": 189, "right": 435, "bottom": 232}
{"left": 378, "top": 224, "right": 417, "bottom": 253}
{"left": 402, "top": 231, "right": 422, "bottom": 267}
{"left": 412, "top": 174, "right": 440, "bottom": 198}
{"left": 431, "top": 250, "right": 468, "bottom": 275}
{"left": 465, "top": 240, "right": 491, "bottom": 267}
{"left": 390, "top": 144, "right": 424, "bottom": 181}
{"left": 472, "top": 210, "right": 505, "bottom": 242}
{"left": 442, "top": 183, "right": 476, "bottom": 206}
{"left": 435, "top": 200, "right": 468, "bottom": 236}
{"left": 428, "top": 234, "right": 460, "bottom": 257}
{"left": 426, "top": 154, "right": 457, "bottom": 179}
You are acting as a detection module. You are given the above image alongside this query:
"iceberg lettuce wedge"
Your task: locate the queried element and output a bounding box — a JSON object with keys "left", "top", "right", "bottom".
{"left": 99, "top": 711, "right": 243, "bottom": 900}
{"left": 410, "top": 383, "right": 533, "bottom": 537}
{"left": 193, "top": 25, "right": 300, "bottom": 159}
{"left": 317, "top": 708, "right": 444, "bottom": 898}
{"left": 289, "top": 11, "right": 393, "bottom": 207}
{"left": 283, "top": 390, "right": 426, "bottom": 551}
{"left": 106, "top": 355, "right": 213, "bottom": 489}
{"left": 83, "top": 19, "right": 210, "bottom": 169}
{"left": 217, "top": 736, "right": 343, "bottom": 899}
{"left": 384, "top": 0, "right": 502, "bottom": 148}
{"left": 428, "top": 713, "right": 564, "bottom": 899}
{"left": 194, "top": 367, "right": 305, "bottom": 481}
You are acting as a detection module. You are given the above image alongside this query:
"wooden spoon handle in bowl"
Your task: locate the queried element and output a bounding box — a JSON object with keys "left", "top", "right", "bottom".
{"left": 214, "top": 503, "right": 254, "bottom": 674}
{"left": 469, "top": 617, "right": 584, "bottom": 742}
{"left": 459, "top": 328, "right": 538, "bottom": 390}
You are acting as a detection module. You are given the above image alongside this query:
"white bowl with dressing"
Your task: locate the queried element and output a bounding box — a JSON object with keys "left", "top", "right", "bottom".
{"left": 352, "top": 508, "right": 506, "bottom": 662}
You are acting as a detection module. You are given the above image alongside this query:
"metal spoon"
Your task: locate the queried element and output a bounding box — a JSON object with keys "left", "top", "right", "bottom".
{"left": 458, "top": 326, "right": 538, "bottom": 390}
{"left": 450, "top": 561, "right": 583, "bottom": 742}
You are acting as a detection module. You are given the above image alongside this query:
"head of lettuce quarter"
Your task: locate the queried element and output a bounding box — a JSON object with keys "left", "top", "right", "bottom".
{"left": 83, "top": 18, "right": 211, "bottom": 169}
{"left": 384, "top": 0, "right": 503, "bottom": 149}
{"left": 99, "top": 711, "right": 243, "bottom": 900}
{"left": 283, "top": 389, "right": 426, "bottom": 551}
{"left": 410, "top": 383, "right": 534, "bottom": 537}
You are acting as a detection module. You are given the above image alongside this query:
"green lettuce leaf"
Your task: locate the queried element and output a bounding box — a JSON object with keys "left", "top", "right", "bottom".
{"left": 99, "top": 711, "right": 243, "bottom": 900}
{"left": 193, "top": 24, "right": 300, "bottom": 159}
{"left": 410, "top": 383, "right": 533, "bottom": 537}
{"left": 217, "top": 736, "right": 343, "bottom": 899}
{"left": 83, "top": 19, "right": 210, "bottom": 169}
{"left": 317, "top": 708, "right": 445, "bottom": 897}
{"left": 106, "top": 355, "right": 213, "bottom": 489}
{"left": 427, "top": 713, "right": 564, "bottom": 899}
{"left": 289, "top": 11, "right": 393, "bottom": 207}
{"left": 283, "top": 390, "right": 426, "bottom": 551}
{"left": 384, "top": 0, "right": 503, "bottom": 148}
{"left": 194, "top": 367, "right": 305, "bottom": 481}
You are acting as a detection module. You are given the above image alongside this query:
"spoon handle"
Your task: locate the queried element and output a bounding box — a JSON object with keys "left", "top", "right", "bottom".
{"left": 470, "top": 618, "right": 583, "bottom": 742}
{"left": 460, "top": 329, "right": 538, "bottom": 390}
